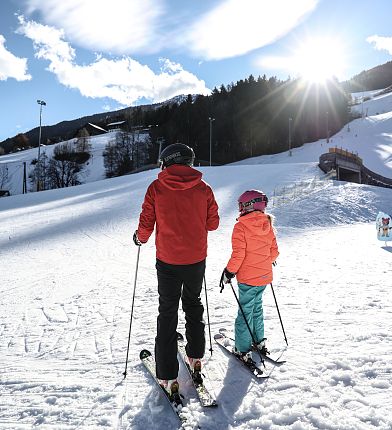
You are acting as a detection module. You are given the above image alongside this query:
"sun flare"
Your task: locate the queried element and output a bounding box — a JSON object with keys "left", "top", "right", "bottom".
{"left": 292, "top": 37, "right": 346, "bottom": 83}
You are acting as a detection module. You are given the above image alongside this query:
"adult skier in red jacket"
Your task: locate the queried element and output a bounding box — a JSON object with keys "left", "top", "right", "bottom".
{"left": 134, "top": 143, "right": 219, "bottom": 398}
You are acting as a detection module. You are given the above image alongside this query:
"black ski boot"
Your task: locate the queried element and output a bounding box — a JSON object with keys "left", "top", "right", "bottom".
{"left": 255, "top": 338, "right": 270, "bottom": 356}
{"left": 188, "top": 358, "right": 203, "bottom": 384}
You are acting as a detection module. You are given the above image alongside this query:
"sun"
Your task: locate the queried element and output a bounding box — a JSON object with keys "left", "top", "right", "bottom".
{"left": 292, "top": 37, "right": 346, "bottom": 83}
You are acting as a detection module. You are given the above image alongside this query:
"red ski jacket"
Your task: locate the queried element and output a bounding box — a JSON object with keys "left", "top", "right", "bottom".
{"left": 137, "top": 165, "right": 219, "bottom": 265}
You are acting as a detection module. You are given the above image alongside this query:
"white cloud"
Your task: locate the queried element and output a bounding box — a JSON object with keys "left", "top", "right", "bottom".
{"left": 17, "top": 16, "right": 210, "bottom": 106}
{"left": 0, "top": 34, "right": 31, "bottom": 81}
{"left": 182, "top": 0, "right": 318, "bottom": 60}
{"left": 23, "top": 0, "right": 165, "bottom": 55}
{"left": 22, "top": 0, "right": 318, "bottom": 61}
{"left": 367, "top": 35, "right": 392, "bottom": 55}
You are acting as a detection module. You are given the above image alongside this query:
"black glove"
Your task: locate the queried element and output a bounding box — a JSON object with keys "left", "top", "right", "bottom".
{"left": 272, "top": 261, "right": 277, "bottom": 267}
{"left": 133, "top": 231, "right": 143, "bottom": 246}
{"left": 223, "top": 268, "right": 235, "bottom": 283}
{"left": 219, "top": 268, "right": 235, "bottom": 292}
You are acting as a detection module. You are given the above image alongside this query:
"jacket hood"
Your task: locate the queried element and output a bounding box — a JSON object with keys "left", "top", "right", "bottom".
{"left": 158, "top": 164, "right": 202, "bottom": 190}
{"left": 238, "top": 211, "right": 272, "bottom": 235}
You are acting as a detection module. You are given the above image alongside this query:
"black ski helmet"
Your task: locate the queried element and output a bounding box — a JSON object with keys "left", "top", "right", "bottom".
{"left": 159, "top": 143, "right": 195, "bottom": 168}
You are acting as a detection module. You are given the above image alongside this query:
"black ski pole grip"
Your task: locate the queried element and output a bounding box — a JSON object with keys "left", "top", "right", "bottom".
{"left": 219, "top": 274, "right": 225, "bottom": 293}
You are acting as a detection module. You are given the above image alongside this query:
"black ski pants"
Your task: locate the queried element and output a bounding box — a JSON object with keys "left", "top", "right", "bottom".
{"left": 155, "top": 258, "right": 206, "bottom": 380}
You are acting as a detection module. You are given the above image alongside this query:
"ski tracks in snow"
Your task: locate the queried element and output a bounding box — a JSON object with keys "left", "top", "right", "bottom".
{"left": 0, "top": 283, "right": 135, "bottom": 429}
{"left": 1, "top": 188, "right": 392, "bottom": 429}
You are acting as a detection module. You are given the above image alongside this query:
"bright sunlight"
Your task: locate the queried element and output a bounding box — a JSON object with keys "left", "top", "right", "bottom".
{"left": 292, "top": 37, "right": 347, "bottom": 83}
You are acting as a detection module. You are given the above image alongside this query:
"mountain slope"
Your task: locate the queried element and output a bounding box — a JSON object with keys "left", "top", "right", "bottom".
{"left": 0, "top": 95, "right": 195, "bottom": 153}
{"left": 343, "top": 60, "right": 392, "bottom": 92}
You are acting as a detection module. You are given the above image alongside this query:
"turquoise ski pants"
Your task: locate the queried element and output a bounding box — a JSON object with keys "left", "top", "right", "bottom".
{"left": 235, "top": 283, "right": 267, "bottom": 353}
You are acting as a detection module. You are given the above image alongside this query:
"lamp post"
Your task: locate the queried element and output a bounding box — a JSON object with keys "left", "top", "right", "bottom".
{"left": 288, "top": 117, "right": 292, "bottom": 156}
{"left": 157, "top": 137, "right": 165, "bottom": 165}
{"left": 326, "top": 111, "right": 330, "bottom": 143}
{"left": 208, "top": 117, "right": 215, "bottom": 166}
{"left": 36, "top": 99, "right": 46, "bottom": 191}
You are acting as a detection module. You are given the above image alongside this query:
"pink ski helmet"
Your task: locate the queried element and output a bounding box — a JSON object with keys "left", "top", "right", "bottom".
{"left": 238, "top": 190, "right": 268, "bottom": 215}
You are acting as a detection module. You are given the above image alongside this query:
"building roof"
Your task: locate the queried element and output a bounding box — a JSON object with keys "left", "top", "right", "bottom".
{"left": 107, "top": 121, "right": 126, "bottom": 127}
{"left": 87, "top": 123, "right": 107, "bottom": 132}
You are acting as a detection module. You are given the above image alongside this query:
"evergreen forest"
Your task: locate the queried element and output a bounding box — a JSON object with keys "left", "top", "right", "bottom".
{"left": 139, "top": 75, "right": 351, "bottom": 165}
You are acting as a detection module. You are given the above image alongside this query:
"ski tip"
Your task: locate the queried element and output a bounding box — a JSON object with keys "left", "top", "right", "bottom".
{"left": 176, "top": 332, "right": 184, "bottom": 341}
{"left": 218, "top": 328, "right": 227, "bottom": 335}
{"left": 256, "top": 375, "right": 269, "bottom": 380}
{"left": 214, "top": 333, "right": 224, "bottom": 340}
{"left": 140, "top": 349, "right": 152, "bottom": 360}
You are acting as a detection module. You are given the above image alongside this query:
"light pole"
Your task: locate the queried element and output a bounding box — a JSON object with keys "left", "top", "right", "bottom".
{"left": 36, "top": 99, "right": 46, "bottom": 191}
{"left": 288, "top": 117, "right": 292, "bottom": 156}
{"left": 208, "top": 117, "right": 215, "bottom": 166}
{"left": 157, "top": 137, "right": 165, "bottom": 165}
{"left": 326, "top": 111, "right": 330, "bottom": 143}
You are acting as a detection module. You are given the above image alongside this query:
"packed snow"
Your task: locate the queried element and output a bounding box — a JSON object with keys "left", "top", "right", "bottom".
{"left": 0, "top": 91, "right": 392, "bottom": 430}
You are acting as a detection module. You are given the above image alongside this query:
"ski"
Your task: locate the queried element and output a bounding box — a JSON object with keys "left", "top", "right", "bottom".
{"left": 214, "top": 333, "right": 269, "bottom": 380}
{"left": 139, "top": 349, "right": 187, "bottom": 425}
{"left": 252, "top": 346, "right": 286, "bottom": 365}
{"left": 176, "top": 333, "right": 218, "bottom": 408}
{"left": 219, "top": 328, "right": 286, "bottom": 365}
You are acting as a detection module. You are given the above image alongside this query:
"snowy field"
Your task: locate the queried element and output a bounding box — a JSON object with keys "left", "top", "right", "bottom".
{"left": 1, "top": 91, "right": 392, "bottom": 429}
{"left": 1, "top": 162, "right": 391, "bottom": 430}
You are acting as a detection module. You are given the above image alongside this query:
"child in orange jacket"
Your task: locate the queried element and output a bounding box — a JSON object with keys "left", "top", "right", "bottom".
{"left": 221, "top": 190, "right": 279, "bottom": 361}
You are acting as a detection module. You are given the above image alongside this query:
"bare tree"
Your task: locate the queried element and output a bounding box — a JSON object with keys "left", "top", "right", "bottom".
{"left": 75, "top": 128, "right": 92, "bottom": 154}
{"left": 29, "top": 143, "right": 87, "bottom": 190}
{"left": 29, "top": 152, "right": 50, "bottom": 191}
{"left": 103, "top": 131, "right": 134, "bottom": 177}
{"left": 102, "top": 139, "right": 117, "bottom": 178}
{"left": 13, "top": 133, "right": 29, "bottom": 151}
{"left": 47, "top": 143, "right": 85, "bottom": 188}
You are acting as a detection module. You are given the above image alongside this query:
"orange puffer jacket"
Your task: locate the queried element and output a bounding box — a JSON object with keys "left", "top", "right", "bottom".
{"left": 226, "top": 211, "right": 279, "bottom": 286}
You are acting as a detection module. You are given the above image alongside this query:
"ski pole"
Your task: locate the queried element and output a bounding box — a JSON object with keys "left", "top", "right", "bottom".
{"left": 123, "top": 246, "right": 141, "bottom": 378}
{"left": 225, "top": 280, "right": 265, "bottom": 366}
{"left": 270, "top": 283, "right": 288, "bottom": 346}
{"left": 203, "top": 275, "right": 213, "bottom": 355}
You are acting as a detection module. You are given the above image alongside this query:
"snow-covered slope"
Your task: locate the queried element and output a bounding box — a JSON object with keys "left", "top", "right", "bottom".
{"left": 0, "top": 91, "right": 392, "bottom": 430}
{"left": 231, "top": 90, "right": 392, "bottom": 180}
{"left": 0, "top": 131, "right": 150, "bottom": 196}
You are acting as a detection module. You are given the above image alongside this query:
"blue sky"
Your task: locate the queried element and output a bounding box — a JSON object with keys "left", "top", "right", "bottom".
{"left": 1, "top": 0, "right": 392, "bottom": 142}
